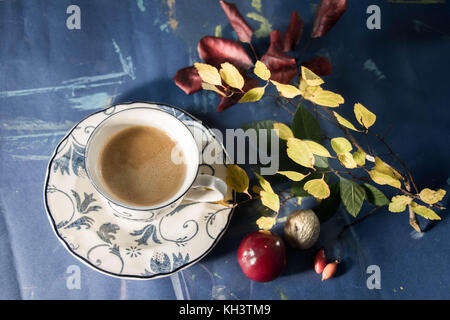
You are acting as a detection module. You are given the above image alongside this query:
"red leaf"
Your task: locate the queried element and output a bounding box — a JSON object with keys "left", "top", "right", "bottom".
{"left": 283, "top": 11, "right": 304, "bottom": 52}
{"left": 311, "top": 0, "right": 347, "bottom": 38}
{"left": 301, "top": 56, "right": 332, "bottom": 76}
{"left": 217, "top": 76, "right": 258, "bottom": 112}
{"left": 269, "top": 29, "right": 284, "bottom": 51}
{"left": 174, "top": 66, "right": 203, "bottom": 94}
{"left": 260, "top": 31, "right": 298, "bottom": 84}
{"left": 198, "top": 36, "right": 253, "bottom": 70}
{"left": 220, "top": 0, "right": 253, "bottom": 43}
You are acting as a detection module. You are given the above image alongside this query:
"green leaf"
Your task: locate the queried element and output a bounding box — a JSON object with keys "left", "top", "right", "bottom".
{"left": 340, "top": 178, "right": 366, "bottom": 217}
{"left": 362, "top": 183, "right": 389, "bottom": 206}
{"left": 238, "top": 87, "right": 265, "bottom": 103}
{"left": 315, "top": 183, "right": 341, "bottom": 223}
{"left": 292, "top": 103, "right": 322, "bottom": 143}
{"left": 314, "top": 155, "right": 329, "bottom": 169}
{"left": 242, "top": 120, "right": 275, "bottom": 154}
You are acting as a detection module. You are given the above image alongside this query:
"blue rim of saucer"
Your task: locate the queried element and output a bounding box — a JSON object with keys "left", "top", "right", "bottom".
{"left": 43, "top": 101, "right": 235, "bottom": 280}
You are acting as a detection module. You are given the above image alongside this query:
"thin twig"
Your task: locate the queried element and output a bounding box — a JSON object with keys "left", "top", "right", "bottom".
{"left": 337, "top": 207, "right": 380, "bottom": 240}
{"left": 249, "top": 43, "right": 259, "bottom": 61}
{"left": 370, "top": 130, "right": 419, "bottom": 194}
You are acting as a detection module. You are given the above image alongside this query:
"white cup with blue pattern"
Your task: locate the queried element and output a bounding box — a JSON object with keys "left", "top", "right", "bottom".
{"left": 84, "top": 105, "right": 227, "bottom": 222}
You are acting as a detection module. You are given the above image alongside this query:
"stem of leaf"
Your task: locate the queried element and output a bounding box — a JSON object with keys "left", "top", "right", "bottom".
{"left": 249, "top": 43, "right": 259, "bottom": 61}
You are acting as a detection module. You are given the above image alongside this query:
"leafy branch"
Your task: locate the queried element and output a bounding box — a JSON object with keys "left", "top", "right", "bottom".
{"left": 174, "top": 0, "right": 446, "bottom": 233}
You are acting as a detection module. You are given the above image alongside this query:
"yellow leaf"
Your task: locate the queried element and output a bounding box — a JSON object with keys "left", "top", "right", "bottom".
{"left": 273, "top": 122, "right": 294, "bottom": 140}
{"left": 254, "top": 60, "right": 271, "bottom": 81}
{"left": 219, "top": 62, "right": 244, "bottom": 89}
{"left": 411, "top": 202, "right": 441, "bottom": 220}
{"left": 333, "top": 111, "right": 360, "bottom": 131}
{"left": 256, "top": 216, "right": 277, "bottom": 230}
{"left": 307, "top": 88, "right": 344, "bottom": 107}
{"left": 201, "top": 83, "right": 226, "bottom": 97}
{"left": 286, "top": 138, "right": 315, "bottom": 169}
{"left": 304, "top": 178, "right": 330, "bottom": 199}
{"left": 374, "top": 157, "right": 402, "bottom": 180}
{"left": 338, "top": 152, "right": 357, "bottom": 169}
{"left": 419, "top": 188, "right": 446, "bottom": 205}
{"left": 304, "top": 140, "right": 332, "bottom": 158}
{"left": 238, "top": 87, "right": 265, "bottom": 103}
{"left": 352, "top": 149, "right": 366, "bottom": 167}
{"left": 331, "top": 137, "right": 352, "bottom": 155}
{"left": 301, "top": 66, "right": 324, "bottom": 86}
{"left": 354, "top": 103, "right": 376, "bottom": 129}
{"left": 260, "top": 191, "right": 280, "bottom": 212}
{"left": 226, "top": 164, "right": 249, "bottom": 193}
{"left": 369, "top": 170, "right": 401, "bottom": 189}
{"left": 254, "top": 172, "right": 274, "bottom": 193}
{"left": 388, "top": 195, "right": 413, "bottom": 212}
{"left": 298, "top": 78, "right": 308, "bottom": 95}
{"left": 297, "top": 197, "right": 303, "bottom": 205}
{"left": 277, "top": 171, "right": 309, "bottom": 182}
{"left": 194, "top": 62, "right": 221, "bottom": 86}
{"left": 271, "top": 80, "right": 302, "bottom": 98}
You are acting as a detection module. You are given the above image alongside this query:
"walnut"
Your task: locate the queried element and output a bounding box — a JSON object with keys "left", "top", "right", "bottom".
{"left": 284, "top": 209, "right": 320, "bottom": 249}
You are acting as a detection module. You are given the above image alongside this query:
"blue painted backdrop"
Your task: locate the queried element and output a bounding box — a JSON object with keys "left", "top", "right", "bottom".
{"left": 1, "top": 0, "right": 450, "bottom": 299}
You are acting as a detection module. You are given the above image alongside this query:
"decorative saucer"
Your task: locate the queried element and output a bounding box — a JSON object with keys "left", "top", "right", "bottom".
{"left": 44, "top": 102, "right": 235, "bottom": 279}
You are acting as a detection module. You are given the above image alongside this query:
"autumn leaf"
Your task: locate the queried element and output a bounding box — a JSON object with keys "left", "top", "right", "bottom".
{"left": 271, "top": 80, "right": 302, "bottom": 98}
{"left": 256, "top": 216, "right": 277, "bottom": 230}
{"left": 198, "top": 36, "right": 253, "bottom": 70}
{"left": 352, "top": 149, "right": 366, "bottom": 167}
{"left": 411, "top": 202, "right": 441, "bottom": 220}
{"left": 194, "top": 63, "right": 222, "bottom": 86}
{"left": 369, "top": 170, "right": 401, "bottom": 189}
{"left": 338, "top": 152, "right": 357, "bottom": 169}
{"left": 201, "top": 83, "right": 226, "bottom": 97}
{"left": 311, "top": 0, "right": 347, "bottom": 38}
{"left": 419, "top": 188, "right": 446, "bottom": 205}
{"left": 254, "top": 172, "right": 274, "bottom": 193}
{"left": 273, "top": 122, "right": 294, "bottom": 140}
{"left": 219, "top": 62, "right": 245, "bottom": 89}
{"left": 254, "top": 60, "right": 271, "bottom": 81}
{"left": 238, "top": 87, "right": 265, "bottom": 103}
{"left": 277, "top": 171, "right": 309, "bottom": 182}
{"left": 226, "top": 164, "right": 250, "bottom": 194}
{"left": 374, "top": 157, "right": 402, "bottom": 180}
{"left": 331, "top": 137, "right": 352, "bottom": 155}
{"left": 304, "top": 140, "right": 332, "bottom": 158}
{"left": 301, "top": 56, "right": 332, "bottom": 76}
{"left": 219, "top": 0, "right": 253, "bottom": 43}
{"left": 306, "top": 88, "right": 344, "bottom": 107}
{"left": 283, "top": 10, "right": 304, "bottom": 52}
{"left": 174, "top": 66, "right": 203, "bottom": 94}
{"left": 354, "top": 103, "right": 376, "bottom": 129}
{"left": 286, "top": 138, "right": 315, "bottom": 169}
{"left": 333, "top": 111, "right": 360, "bottom": 131}
{"left": 301, "top": 66, "right": 324, "bottom": 86}
{"left": 260, "top": 191, "right": 280, "bottom": 213}
{"left": 304, "top": 178, "right": 330, "bottom": 199}
{"left": 388, "top": 195, "right": 413, "bottom": 213}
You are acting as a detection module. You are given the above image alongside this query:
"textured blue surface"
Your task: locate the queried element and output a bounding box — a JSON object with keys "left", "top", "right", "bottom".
{"left": 1, "top": 0, "right": 450, "bottom": 299}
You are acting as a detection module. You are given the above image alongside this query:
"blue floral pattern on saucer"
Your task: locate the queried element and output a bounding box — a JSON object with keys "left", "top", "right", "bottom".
{"left": 44, "top": 102, "right": 234, "bottom": 279}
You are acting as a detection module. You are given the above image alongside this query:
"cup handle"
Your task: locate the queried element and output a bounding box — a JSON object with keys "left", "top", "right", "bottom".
{"left": 184, "top": 174, "right": 227, "bottom": 203}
